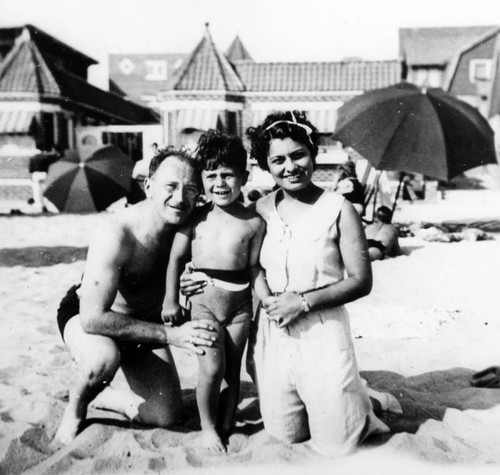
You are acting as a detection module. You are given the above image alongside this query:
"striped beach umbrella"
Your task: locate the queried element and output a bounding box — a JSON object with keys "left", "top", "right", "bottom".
{"left": 45, "top": 146, "right": 134, "bottom": 213}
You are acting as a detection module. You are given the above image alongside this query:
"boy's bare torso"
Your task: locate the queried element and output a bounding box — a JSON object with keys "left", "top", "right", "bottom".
{"left": 190, "top": 203, "right": 262, "bottom": 271}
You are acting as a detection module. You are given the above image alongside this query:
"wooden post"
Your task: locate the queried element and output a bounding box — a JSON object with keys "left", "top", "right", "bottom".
{"left": 391, "top": 172, "right": 405, "bottom": 220}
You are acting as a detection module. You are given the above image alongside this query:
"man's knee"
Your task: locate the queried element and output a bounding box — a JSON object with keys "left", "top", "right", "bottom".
{"left": 77, "top": 345, "right": 121, "bottom": 387}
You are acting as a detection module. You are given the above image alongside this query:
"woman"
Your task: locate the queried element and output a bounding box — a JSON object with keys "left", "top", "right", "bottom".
{"left": 335, "top": 160, "right": 364, "bottom": 214}
{"left": 245, "top": 111, "right": 399, "bottom": 457}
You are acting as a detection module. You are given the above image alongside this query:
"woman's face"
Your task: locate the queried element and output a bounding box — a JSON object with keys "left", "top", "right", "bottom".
{"left": 267, "top": 138, "right": 314, "bottom": 192}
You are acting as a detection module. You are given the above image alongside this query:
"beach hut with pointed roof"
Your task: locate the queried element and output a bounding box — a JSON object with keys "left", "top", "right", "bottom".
{"left": 157, "top": 23, "right": 246, "bottom": 147}
{"left": 0, "top": 24, "right": 159, "bottom": 204}
{"left": 157, "top": 23, "right": 401, "bottom": 149}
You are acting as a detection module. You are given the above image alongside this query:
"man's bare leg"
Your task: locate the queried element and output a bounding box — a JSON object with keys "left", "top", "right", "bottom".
{"left": 218, "top": 321, "right": 250, "bottom": 439}
{"left": 54, "top": 316, "right": 121, "bottom": 444}
{"left": 196, "top": 322, "right": 226, "bottom": 452}
{"left": 117, "top": 346, "right": 184, "bottom": 427}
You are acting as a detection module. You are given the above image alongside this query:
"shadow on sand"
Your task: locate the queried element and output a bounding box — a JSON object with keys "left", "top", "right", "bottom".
{"left": 5, "top": 369, "right": 500, "bottom": 474}
{"left": 79, "top": 369, "right": 500, "bottom": 445}
{"left": 361, "top": 367, "right": 500, "bottom": 444}
{"left": 0, "top": 246, "right": 88, "bottom": 267}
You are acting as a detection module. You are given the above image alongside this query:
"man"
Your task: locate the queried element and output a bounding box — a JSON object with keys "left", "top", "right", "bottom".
{"left": 364, "top": 206, "right": 401, "bottom": 261}
{"left": 28, "top": 147, "right": 61, "bottom": 213}
{"left": 55, "top": 147, "right": 215, "bottom": 444}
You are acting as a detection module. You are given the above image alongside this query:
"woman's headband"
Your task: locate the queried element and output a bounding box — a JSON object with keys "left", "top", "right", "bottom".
{"left": 263, "top": 112, "right": 314, "bottom": 146}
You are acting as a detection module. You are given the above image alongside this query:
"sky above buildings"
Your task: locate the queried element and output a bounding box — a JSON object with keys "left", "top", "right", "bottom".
{"left": 2, "top": 0, "right": 500, "bottom": 86}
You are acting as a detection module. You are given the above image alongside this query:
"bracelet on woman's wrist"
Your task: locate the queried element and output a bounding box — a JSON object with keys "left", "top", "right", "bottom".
{"left": 300, "top": 294, "right": 310, "bottom": 313}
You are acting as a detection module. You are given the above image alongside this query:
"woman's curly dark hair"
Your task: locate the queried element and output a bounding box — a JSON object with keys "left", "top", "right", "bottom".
{"left": 195, "top": 129, "right": 247, "bottom": 175}
{"left": 246, "top": 110, "right": 320, "bottom": 171}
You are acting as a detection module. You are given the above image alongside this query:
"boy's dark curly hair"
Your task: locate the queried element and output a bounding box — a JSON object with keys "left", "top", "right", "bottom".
{"left": 195, "top": 129, "right": 247, "bottom": 175}
{"left": 246, "top": 110, "right": 320, "bottom": 172}
{"left": 148, "top": 146, "right": 198, "bottom": 180}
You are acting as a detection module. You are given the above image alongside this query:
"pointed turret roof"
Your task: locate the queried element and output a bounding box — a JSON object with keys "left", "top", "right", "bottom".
{"left": 226, "top": 36, "right": 253, "bottom": 62}
{"left": 0, "top": 25, "right": 158, "bottom": 124}
{"left": 0, "top": 28, "right": 60, "bottom": 95}
{"left": 169, "top": 23, "right": 244, "bottom": 92}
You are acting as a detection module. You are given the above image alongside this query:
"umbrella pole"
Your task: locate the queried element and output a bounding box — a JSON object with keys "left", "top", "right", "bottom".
{"left": 391, "top": 173, "right": 405, "bottom": 221}
{"left": 371, "top": 171, "right": 382, "bottom": 220}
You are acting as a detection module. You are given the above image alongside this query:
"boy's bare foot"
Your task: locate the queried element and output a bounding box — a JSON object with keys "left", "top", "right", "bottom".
{"left": 200, "top": 428, "right": 226, "bottom": 453}
{"left": 54, "top": 411, "right": 83, "bottom": 445}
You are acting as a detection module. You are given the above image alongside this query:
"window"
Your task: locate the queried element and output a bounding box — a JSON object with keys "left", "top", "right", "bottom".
{"left": 469, "top": 59, "right": 492, "bottom": 82}
{"left": 145, "top": 60, "right": 167, "bottom": 81}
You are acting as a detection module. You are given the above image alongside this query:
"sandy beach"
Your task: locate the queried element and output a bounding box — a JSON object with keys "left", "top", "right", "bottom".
{"left": 1, "top": 189, "right": 500, "bottom": 474}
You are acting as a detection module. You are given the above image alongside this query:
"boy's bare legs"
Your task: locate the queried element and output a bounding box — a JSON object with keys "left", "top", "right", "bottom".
{"left": 218, "top": 320, "right": 250, "bottom": 439}
{"left": 196, "top": 321, "right": 226, "bottom": 452}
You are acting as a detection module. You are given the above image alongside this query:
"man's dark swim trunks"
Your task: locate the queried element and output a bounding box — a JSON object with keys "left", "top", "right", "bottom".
{"left": 56, "top": 283, "right": 81, "bottom": 340}
{"left": 367, "top": 238, "right": 386, "bottom": 257}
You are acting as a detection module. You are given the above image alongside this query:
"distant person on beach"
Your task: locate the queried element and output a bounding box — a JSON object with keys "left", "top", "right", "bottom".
{"left": 128, "top": 143, "right": 160, "bottom": 205}
{"left": 365, "top": 206, "right": 401, "bottom": 261}
{"left": 54, "top": 147, "right": 217, "bottom": 445}
{"left": 163, "top": 130, "right": 268, "bottom": 452}
{"left": 335, "top": 160, "right": 364, "bottom": 214}
{"left": 29, "top": 147, "right": 62, "bottom": 213}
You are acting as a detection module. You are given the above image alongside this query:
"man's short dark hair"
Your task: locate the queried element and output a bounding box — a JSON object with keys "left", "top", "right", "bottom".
{"left": 376, "top": 206, "right": 393, "bottom": 224}
{"left": 148, "top": 146, "right": 198, "bottom": 179}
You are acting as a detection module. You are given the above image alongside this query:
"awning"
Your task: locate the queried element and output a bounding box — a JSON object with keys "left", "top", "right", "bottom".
{"left": 177, "top": 109, "right": 220, "bottom": 132}
{"left": 305, "top": 110, "right": 338, "bottom": 133}
{"left": 250, "top": 109, "right": 338, "bottom": 133}
{"left": 0, "top": 110, "right": 36, "bottom": 134}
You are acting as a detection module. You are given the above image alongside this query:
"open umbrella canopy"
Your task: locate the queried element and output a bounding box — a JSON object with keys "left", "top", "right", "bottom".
{"left": 332, "top": 82, "right": 497, "bottom": 182}
{"left": 45, "top": 146, "right": 134, "bottom": 213}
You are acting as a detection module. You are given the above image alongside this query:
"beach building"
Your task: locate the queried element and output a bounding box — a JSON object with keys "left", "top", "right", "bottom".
{"left": 153, "top": 24, "right": 499, "bottom": 192}
{"left": 109, "top": 53, "right": 187, "bottom": 108}
{"left": 400, "top": 26, "right": 500, "bottom": 152}
{"left": 400, "top": 26, "right": 500, "bottom": 117}
{"left": 153, "top": 24, "right": 401, "bottom": 190}
{"left": 0, "top": 25, "right": 159, "bottom": 205}
{"left": 2, "top": 23, "right": 498, "bottom": 209}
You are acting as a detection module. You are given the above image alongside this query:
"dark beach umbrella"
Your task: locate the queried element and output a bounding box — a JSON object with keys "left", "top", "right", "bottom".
{"left": 45, "top": 146, "right": 134, "bottom": 213}
{"left": 332, "top": 82, "right": 497, "bottom": 182}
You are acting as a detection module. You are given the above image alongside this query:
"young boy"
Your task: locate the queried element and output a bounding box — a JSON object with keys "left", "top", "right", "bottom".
{"left": 162, "top": 130, "right": 270, "bottom": 452}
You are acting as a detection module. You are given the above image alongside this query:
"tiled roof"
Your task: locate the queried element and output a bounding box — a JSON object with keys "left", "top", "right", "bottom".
{"left": 0, "top": 25, "right": 96, "bottom": 68}
{"left": 399, "top": 26, "right": 500, "bottom": 66}
{"left": 24, "top": 24, "right": 97, "bottom": 67}
{"left": 226, "top": 36, "right": 253, "bottom": 62}
{"left": 51, "top": 67, "right": 159, "bottom": 124}
{"left": 0, "top": 26, "right": 158, "bottom": 125}
{"left": 234, "top": 60, "right": 401, "bottom": 92}
{"left": 0, "top": 29, "right": 60, "bottom": 94}
{"left": 169, "top": 24, "right": 245, "bottom": 92}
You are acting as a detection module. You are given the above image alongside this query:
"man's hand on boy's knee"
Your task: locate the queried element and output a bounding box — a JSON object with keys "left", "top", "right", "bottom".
{"left": 166, "top": 320, "right": 217, "bottom": 355}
